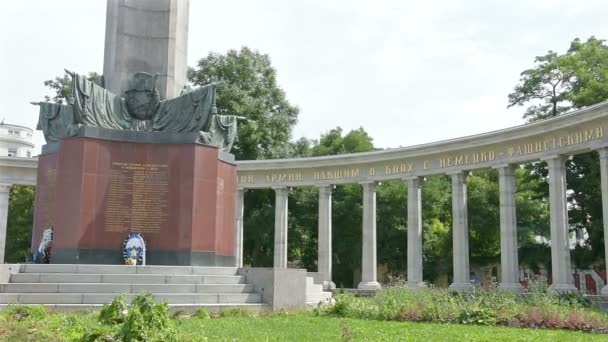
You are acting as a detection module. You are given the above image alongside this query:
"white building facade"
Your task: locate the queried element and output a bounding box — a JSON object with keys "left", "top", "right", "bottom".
{"left": 0, "top": 122, "right": 35, "bottom": 158}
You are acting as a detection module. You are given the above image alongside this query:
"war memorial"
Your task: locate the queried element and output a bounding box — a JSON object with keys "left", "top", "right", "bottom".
{"left": 1, "top": 0, "right": 608, "bottom": 313}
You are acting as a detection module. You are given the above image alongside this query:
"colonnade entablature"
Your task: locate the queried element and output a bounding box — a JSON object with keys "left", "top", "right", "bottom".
{"left": 233, "top": 101, "right": 608, "bottom": 294}
{"left": 236, "top": 101, "right": 608, "bottom": 189}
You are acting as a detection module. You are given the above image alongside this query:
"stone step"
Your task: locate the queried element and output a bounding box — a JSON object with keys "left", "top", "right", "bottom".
{"left": 0, "top": 283, "right": 255, "bottom": 294}
{"left": 0, "top": 303, "right": 271, "bottom": 314}
{"left": 18, "top": 264, "right": 238, "bottom": 276}
{"left": 306, "top": 283, "right": 323, "bottom": 293}
{"left": 10, "top": 273, "right": 246, "bottom": 285}
{"left": 306, "top": 292, "right": 333, "bottom": 305}
{"left": 0, "top": 293, "right": 262, "bottom": 305}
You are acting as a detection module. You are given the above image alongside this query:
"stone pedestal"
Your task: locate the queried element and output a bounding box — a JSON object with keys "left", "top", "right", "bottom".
{"left": 32, "top": 134, "right": 237, "bottom": 266}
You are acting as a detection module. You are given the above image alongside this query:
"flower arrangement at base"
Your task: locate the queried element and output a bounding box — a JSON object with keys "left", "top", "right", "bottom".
{"left": 122, "top": 233, "right": 146, "bottom": 265}
{"left": 33, "top": 226, "right": 53, "bottom": 264}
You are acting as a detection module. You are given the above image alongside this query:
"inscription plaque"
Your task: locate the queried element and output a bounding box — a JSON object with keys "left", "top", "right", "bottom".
{"left": 104, "top": 162, "right": 169, "bottom": 233}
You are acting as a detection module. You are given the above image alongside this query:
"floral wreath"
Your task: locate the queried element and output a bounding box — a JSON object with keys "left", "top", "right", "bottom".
{"left": 34, "top": 226, "right": 53, "bottom": 264}
{"left": 122, "top": 233, "right": 146, "bottom": 265}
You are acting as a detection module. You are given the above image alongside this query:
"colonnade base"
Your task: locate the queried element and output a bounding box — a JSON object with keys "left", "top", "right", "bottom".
{"left": 357, "top": 281, "right": 381, "bottom": 290}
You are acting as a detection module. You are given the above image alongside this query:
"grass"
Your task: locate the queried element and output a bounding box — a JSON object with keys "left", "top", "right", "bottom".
{"left": 0, "top": 309, "right": 606, "bottom": 341}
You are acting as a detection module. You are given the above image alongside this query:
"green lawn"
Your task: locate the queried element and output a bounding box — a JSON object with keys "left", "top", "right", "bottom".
{"left": 1, "top": 311, "right": 605, "bottom": 341}
{"left": 175, "top": 314, "right": 606, "bottom": 341}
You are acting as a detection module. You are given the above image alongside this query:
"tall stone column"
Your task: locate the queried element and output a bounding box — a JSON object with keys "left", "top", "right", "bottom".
{"left": 448, "top": 172, "right": 474, "bottom": 291}
{"left": 544, "top": 156, "right": 577, "bottom": 293}
{"left": 318, "top": 185, "right": 335, "bottom": 289}
{"left": 273, "top": 187, "right": 289, "bottom": 268}
{"left": 405, "top": 177, "right": 426, "bottom": 288}
{"left": 0, "top": 184, "right": 10, "bottom": 264}
{"left": 358, "top": 181, "right": 381, "bottom": 290}
{"left": 598, "top": 148, "right": 608, "bottom": 295}
{"left": 495, "top": 165, "right": 524, "bottom": 293}
{"left": 235, "top": 188, "right": 245, "bottom": 268}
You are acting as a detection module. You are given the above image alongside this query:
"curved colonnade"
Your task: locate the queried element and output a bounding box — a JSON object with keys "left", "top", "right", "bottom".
{"left": 235, "top": 101, "right": 608, "bottom": 293}
{"left": 2, "top": 102, "right": 608, "bottom": 293}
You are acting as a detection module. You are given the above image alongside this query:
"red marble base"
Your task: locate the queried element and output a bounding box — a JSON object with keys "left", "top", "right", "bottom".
{"left": 32, "top": 137, "right": 237, "bottom": 266}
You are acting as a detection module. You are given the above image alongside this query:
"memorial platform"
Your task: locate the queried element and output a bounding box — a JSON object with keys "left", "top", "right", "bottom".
{"left": 0, "top": 264, "right": 332, "bottom": 312}
{"left": 33, "top": 129, "right": 237, "bottom": 266}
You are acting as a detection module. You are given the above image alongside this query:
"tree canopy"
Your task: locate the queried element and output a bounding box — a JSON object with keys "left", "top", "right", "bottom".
{"left": 188, "top": 47, "right": 300, "bottom": 161}
{"left": 508, "top": 36, "right": 608, "bottom": 269}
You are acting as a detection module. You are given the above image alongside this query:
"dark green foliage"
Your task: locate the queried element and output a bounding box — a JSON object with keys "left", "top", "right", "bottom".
{"left": 43, "top": 72, "right": 101, "bottom": 104}
{"left": 188, "top": 47, "right": 299, "bottom": 161}
{"left": 555, "top": 291, "right": 593, "bottom": 308}
{"left": 508, "top": 37, "right": 608, "bottom": 268}
{"left": 6, "top": 185, "right": 35, "bottom": 263}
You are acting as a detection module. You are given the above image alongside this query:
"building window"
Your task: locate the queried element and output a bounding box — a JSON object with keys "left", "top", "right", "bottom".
{"left": 8, "top": 130, "right": 18, "bottom": 135}
{"left": 26, "top": 151, "right": 31, "bottom": 158}
{"left": 8, "top": 148, "right": 17, "bottom": 157}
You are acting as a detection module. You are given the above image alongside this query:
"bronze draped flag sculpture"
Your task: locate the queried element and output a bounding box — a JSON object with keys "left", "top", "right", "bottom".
{"left": 33, "top": 70, "right": 245, "bottom": 152}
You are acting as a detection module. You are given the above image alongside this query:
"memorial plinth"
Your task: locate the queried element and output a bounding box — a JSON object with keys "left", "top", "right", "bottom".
{"left": 32, "top": 128, "right": 237, "bottom": 266}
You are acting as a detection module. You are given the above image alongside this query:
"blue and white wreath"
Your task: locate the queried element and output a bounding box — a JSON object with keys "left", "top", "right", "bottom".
{"left": 33, "top": 226, "right": 53, "bottom": 264}
{"left": 122, "top": 233, "right": 146, "bottom": 265}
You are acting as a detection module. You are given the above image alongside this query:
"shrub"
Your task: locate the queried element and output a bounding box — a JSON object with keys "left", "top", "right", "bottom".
{"left": 99, "top": 294, "right": 129, "bottom": 325}
{"left": 318, "top": 287, "right": 608, "bottom": 333}
{"left": 115, "top": 293, "right": 176, "bottom": 342}
{"left": 556, "top": 291, "right": 592, "bottom": 308}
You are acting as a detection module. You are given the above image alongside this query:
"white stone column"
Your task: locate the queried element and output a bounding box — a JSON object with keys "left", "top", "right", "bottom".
{"left": 448, "top": 172, "right": 474, "bottom": 292}
{"left": 0, "top": 184, "right": 10, "bottom": 264}
{"left": 405, "top": 177, "right": 426, "bottom": 288}
{"left": 235, "top": 188, "right": 245, "bottom": 268}
{"left": 495, "top": 165, "right": 525, "bottom": 293}
{"left": 273, "top": 187, "right": 289, "bottom": 268}
{"left": 598, "top": 148, "right": 608, "bottom": 295}
{"left": 318, "top": 185, "right": 335, "bottom": 289}
{"left": 358, "top": 181, "right": 381, "bottom": 290}
{"left": 544, "top": 156, "right": 577, "bottom": 293}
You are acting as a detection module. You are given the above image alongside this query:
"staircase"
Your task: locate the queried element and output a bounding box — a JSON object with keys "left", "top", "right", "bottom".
{"left": 305, "top": 276, "right": 332, "bottom": 307}
{"left": 0, "top": 264, "right": 268, "bottom": 313}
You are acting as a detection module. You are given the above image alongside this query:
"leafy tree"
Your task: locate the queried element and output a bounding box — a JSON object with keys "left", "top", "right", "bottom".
{"left": 188, "top": 47, "right": 299, "bottom": 161}
{"left": 5, "top": 186, "right": 36, "bottom": 263}
{"left": 188, "top": 47, "right": 301, "bottom": 268}
{"left": 508, "top": 37, "right": 608, "bottom": 122}
{"left": 43, "top": 72, "right": 101, "bottom": 104}
{"left": 508, "top": 36, "right": 608, "bottom": 270}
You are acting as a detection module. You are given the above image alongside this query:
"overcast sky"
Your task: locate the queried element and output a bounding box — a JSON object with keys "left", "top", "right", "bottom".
{"left": 0, "top": 0, "right": 606, "bottom": 154}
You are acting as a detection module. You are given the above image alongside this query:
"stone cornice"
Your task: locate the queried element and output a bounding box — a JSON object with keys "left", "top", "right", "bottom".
{"left": 236, "top": 101, "right": 608, "bottom": 188}
{"left": 239, "top": 101, "right": 608, "bottom": 170}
